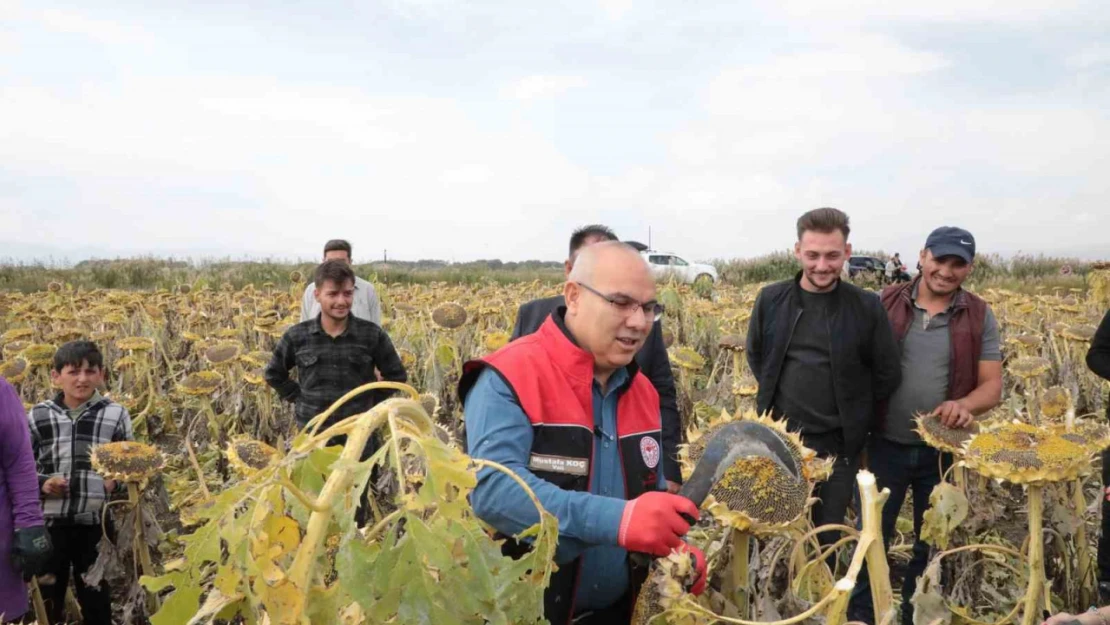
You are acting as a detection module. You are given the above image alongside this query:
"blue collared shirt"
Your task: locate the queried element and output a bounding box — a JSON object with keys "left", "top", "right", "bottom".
{"left": 465, "top": 367, "right": 665, "bottom": 611}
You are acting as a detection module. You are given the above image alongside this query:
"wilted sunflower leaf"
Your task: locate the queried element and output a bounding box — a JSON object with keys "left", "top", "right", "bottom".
{"left": 920, "top": 482, "right": 968, "bottom": 550}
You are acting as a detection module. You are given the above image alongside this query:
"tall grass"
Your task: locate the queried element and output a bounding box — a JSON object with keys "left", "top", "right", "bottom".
{"left": 0, "top": 258, "right": 565, "bottom": 293}
{"left": 0, "top": 251, "right": 1102, "bottom": 293}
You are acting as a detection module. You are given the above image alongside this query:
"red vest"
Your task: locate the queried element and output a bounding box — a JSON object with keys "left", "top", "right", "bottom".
{"left": 459, "top": 314, "right": 663, "bottom": 624}
{"left": 881, "top": 278, "right": 988, "bottom": 412}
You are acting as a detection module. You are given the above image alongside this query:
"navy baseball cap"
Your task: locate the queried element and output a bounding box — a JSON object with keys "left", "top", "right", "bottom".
{"left": 925, "top": 226, "right": 976, "bottom": 263}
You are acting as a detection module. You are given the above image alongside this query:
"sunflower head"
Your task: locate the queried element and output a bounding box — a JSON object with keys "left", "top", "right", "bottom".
{"left": 916, "top": 412, "right": 980, "bottom": 455}
{"left": 204, "top": 342, "right": 242, "bottom": 367}
{"left": 0, "top": 358, "right": 29, "bottom": 384}
{"left": 1007, "top": 356, "right": 1052, "bottom": 380}
{"left": 91, "top": 441, "right": 164, "bottom": 485}
{"left": 177, "top": 370, "right": 224, "bottom": 396}
{"left": 1040, "top": 386, "right": 1072, "bottom": 421}
{"left": 227, "top": 437, "right": 280, "bottom": 476}
{"left": 964, "top": 421, "right": 1091, "bottom": 483}
{"left": 21, "top": 344, "right": 57, "bottom": 367}
{"left": 718, "top": 334, "right": 745, "bottom": 353}
{"left": 117, "top": 337, "right": 155, "bottom": 352}
{"left": 483, "top": 331, "right": 510, "bottom": 353}
{"left": 669, "top": 346, "right": 706, "bottom": 371}
{"left": 431, "top": 303, "right": 468, "bottom": 329}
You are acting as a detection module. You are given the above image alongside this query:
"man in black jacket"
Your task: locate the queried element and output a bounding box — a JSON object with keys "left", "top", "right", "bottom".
{"left": 1087, "top": 309, "right": 1110, "bottom": 600}
{"left": 511, "top": 225, "right": 684, "bottom": 493}
{"left": 745, "top": 207, "right": 902, "bottom": 546}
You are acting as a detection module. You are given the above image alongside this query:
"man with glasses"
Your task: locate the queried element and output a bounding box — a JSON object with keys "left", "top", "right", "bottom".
{"left": 511, "top": 225, "right": 683, "bottom": 494}
{"left": 462, "top": 242, "right": 705, "bottom": 625}
{"left": 746, "top": 208, "right": 901, "bottom": 549}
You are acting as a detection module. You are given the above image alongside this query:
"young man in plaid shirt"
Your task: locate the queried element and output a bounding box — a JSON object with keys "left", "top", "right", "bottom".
{"left": 265, "top": 259, "right": 407, "bottom": 432}
{"left": 28, "top": 340, "right": 133, "bottom": 625}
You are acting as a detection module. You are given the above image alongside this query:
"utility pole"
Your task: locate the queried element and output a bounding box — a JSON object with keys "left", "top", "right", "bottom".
{"left": 383, "top": 249, "right": 388, "bottom": 263}
{"left": 648, "top": 226, "right": 652, "bottom": 250}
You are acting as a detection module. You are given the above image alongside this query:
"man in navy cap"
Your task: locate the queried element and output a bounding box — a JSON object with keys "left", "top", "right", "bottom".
{"left": 850, "top": 226, "right": 1003, "bottom": 625}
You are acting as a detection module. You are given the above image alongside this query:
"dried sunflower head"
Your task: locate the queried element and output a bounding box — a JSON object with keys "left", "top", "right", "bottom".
{"left": 204, "top": 342, "right": 242, "bottom": 366}
{"left": 631, "top": 549, "right": 701, "bottom": 625}
{"left": 916, "top": 413, "right": 980, "bottom": 455}
{"left": 117, "top": 337, "right": 155, "bottom": 352}
{"left": 1055, "top": 421, "right": 1110, "bottom": 456}
{"left": 1007, "top": 334, "right": 1043, "bottom": 352}
{"left": 1007, "top": 356, "right": 1051, "bottom": 380}
{"left": 1040, "top": 386, "right": 1071, "bottom": 421}
{"left": 718, "top": 334, "right": 746, "bottom": 353}
{"left": 431, "top": 303, "right": 467, "bottom": 329}
{"left": 48, "top": 328, "right": 86, "bottom": 344}
{"left": 483, "top": 331, "right": 510, "bottom": 353}
{"left": 21, "top": 344, "right": 57, "bottom": 367}
{"left": 91, "top": 441, "right": 164, "bottom": 485}
{"left": 240, "top": 351, "right": 272, "bottom": 368}
{"left": 0, "top": 358, "right": 29, "bottom": 385}
{"left": 704, "top": 454, "right": 810, "bottom": 533}
{"left": 242, "top": 368, "right": 266, "bottom": 386}
{"left": 964, "top": 421, "right": 1090, "bottom": 483}
{"left": 177, "top": 370, "right": 224, "bottom": 396}
{"left": 2, "top": 341, "right": 29, "bottom": 359}
{"left": 684, "top": 411, "right": 822, "bottom": 534}
{"left": 419, "top": 393, "right": 440, "bottom": 417}
{"left": 1, "top": 327, "right": 34, "bottom": 344}
{"left": 669, "top": 346, "right": 706, "bottom": 371}
{"left": 227, "top": 438, "right": 280, "bottom": 476}
{"left": 1062, "top": 325, "right": 1097, "bottom": 342}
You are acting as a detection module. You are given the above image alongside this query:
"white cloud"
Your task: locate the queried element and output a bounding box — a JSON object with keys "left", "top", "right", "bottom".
{"left": 764, "top": 0, "right": 1095, "bottom": 23}
{"left": 37, "top": 9, "right": 152, "bottom": 44}
{"left": 1068, "top": 44, "right": 1110, "bottom": 69}
{"left": 500, "top": 75, "right": 589, "bottom": 102}
{"left": 598, "top": 0, "right": 633, "bottom": 20}
{"left": 0, "top": 77, "right": 593, "bottom": 260}
{"left": 1, "top": 2, "right": 1107, "bottom": 264}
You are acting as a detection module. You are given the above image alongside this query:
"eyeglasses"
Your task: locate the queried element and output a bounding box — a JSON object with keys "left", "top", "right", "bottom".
{"left": 575, "top": 282, "right": 665, "bottom": 322}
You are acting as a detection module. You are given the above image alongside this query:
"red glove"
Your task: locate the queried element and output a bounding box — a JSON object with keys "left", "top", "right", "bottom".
{"left": 678, "top": 543, "right": 707, "bottom": 595}
{"left": 617, "top": 492, "right": 698, "bottom": 557}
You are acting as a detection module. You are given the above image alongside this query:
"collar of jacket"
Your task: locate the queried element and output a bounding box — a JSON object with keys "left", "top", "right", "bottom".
{"left": 49, "top": 391, "right": 110, "bottom": 414}
{"left": 543, "top": 306, "right": 641, "bottom": 391}
{"left": 897, "top": 275, "right": 970, "bottom": 312}
{"left": 789, "top": 270, "right": 845, "bottom": 309}
{"left": 309, "top": 313, "right": 357, "bottom": 336}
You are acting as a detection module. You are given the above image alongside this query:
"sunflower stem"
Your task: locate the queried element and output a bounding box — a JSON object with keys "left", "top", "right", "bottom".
{"left": 1021, "top": 485, "right": 1045, "bottom": 625}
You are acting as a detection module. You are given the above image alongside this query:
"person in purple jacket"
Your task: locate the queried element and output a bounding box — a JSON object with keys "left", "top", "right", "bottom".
{"left": 0, "top": 376, "right": 53, "bottom": 623}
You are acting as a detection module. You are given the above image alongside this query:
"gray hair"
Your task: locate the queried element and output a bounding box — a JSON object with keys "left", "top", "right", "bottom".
{"left": 567, "top": 241, "right": 647, "bottom": 283}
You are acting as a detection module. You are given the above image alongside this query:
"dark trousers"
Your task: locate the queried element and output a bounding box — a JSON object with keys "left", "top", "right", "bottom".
{"left": 42, "top": 523, "right": 113, "bottom": 625}
{"left": 572, "top": 592, "right": 631, "bottom": 624}
{"left": 802, "top": 430, "right": 861, "bottom": 550}
{"left": 1098, "top": 449, "right": 1110, "bottom": 584}
{"left": 848, "top": 438, "right": 951, "bottom": 625}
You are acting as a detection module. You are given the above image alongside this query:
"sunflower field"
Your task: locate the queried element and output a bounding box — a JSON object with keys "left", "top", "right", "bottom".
{"left": 0, "top": 265, "right": 1108, "bottom": 625}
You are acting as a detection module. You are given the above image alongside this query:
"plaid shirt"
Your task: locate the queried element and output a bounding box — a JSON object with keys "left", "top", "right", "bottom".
{"left": 27, "top": 394, "right": 133, "bottom": 525}
{"left": 264, "top": 315, "right": 407, "bottom": 428}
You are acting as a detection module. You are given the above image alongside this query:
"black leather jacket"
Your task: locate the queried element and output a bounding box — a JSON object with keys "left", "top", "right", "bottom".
{"left": 745, "top": 273, "right": 902, "bottom": 458}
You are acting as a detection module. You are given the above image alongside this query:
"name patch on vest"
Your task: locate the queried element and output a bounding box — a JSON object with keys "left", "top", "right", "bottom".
{"left": 528, "top": 453, "right": 588, "bottom": 476}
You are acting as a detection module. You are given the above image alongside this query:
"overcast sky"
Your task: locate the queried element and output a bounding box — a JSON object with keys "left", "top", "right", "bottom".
{"left": 1, "top": 0, "right": 1108, "bottom": 265}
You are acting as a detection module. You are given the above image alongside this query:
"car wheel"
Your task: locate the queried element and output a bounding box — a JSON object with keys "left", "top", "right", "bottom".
{"left": 694, "top": 273, "right": 714, "bottom": 285}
